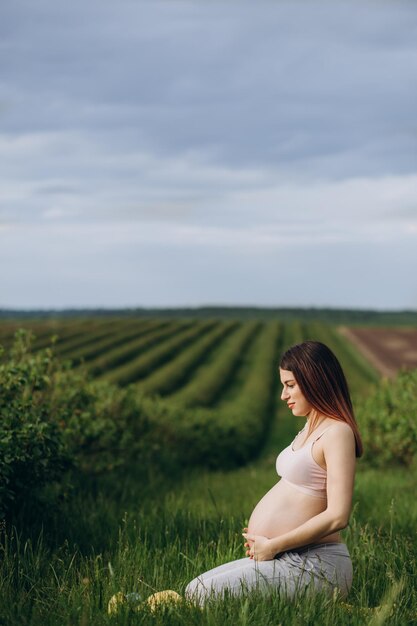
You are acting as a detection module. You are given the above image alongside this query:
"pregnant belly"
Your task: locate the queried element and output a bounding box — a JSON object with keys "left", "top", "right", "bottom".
{"left": 247, "top": 479, "right": 340, "bottom": 542}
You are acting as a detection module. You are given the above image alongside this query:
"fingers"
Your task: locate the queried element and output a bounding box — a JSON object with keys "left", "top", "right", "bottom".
{"left": 243, "top": 528, "right": 254, "bottom": 558}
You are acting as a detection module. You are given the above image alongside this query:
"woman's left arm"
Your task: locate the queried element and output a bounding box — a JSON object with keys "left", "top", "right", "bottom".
{"left": 243, "top": 424, "right": 356, "bottom": 561}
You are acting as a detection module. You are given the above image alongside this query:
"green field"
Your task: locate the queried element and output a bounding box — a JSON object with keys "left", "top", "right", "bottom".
{"left": 0, "top": 316, "right": 379, "bottom": 392}
{"left": 0, "top": 317, "right": 416, "bottom": 625}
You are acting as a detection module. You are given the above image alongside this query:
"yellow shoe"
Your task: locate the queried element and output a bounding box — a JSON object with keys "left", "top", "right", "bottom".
{"left": 145, "top": 590, "right": 183, "bottom": 612}
{"left": 107, "top": 592, "right": 126, "bottom": 615}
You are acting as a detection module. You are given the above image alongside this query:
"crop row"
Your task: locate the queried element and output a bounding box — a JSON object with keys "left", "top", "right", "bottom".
{"left": 55, "top": 319, "right": 141, "bottom": 357}
{"left": 171, "top": 321, "right": 261, "bottom": 407}
{"left": 219, "top": 320, "right": 282, "bottom": 423}
{"left": 61, "top": 320, "right": 167, "bottom": 365}
{"left": 89, "top": 321, "right": 193, "bottom": 377}
{"left": 0, "top": 318, "right": 126, "bottom": 352}
{"left": 149, "top": 321, "right": 284, "bottom": 468}
{"left": 0, "top": 320, "right": 81, "bottom": 349}
{"left": 37, "top": 327, "right": 94, "bottom": 351}
{"left": 101, "top": 320, "right": 218, "bottom": 386}
{"left": 137, "top": 321, "right": 239, "bottom": 397}
{"left": 6, "top": 320, "right": 120, "bottom": 355}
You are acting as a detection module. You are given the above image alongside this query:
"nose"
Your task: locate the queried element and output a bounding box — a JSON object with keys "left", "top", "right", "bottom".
{"left": 281, "top": 387, "right": 289, "bottom": 401}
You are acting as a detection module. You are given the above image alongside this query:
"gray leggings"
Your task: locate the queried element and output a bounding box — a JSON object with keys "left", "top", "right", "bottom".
{"left": 185, "top": 542, "right": 352, "bottom": 606}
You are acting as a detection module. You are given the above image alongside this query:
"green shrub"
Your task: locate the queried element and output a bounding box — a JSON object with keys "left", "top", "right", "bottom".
{"left": 358, "top": 368, "right": 417, "bottom": 467}
{"left": 136, "top": 398, "right": 258, "bottom": 470}
{"left": 0, "top": 331, "right": 71, "bottom": 516}
{"left": 0, "top": 331, "right": 151, "bottom": 517}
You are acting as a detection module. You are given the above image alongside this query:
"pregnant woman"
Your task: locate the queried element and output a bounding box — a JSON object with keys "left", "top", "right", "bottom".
{"left": 185, "top": 340, "right": 362, "bottom": 605}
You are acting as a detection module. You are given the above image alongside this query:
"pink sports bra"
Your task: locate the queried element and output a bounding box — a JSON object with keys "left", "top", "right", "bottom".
{"left": 276, "top": 425, "right": 334, "bottom": 499}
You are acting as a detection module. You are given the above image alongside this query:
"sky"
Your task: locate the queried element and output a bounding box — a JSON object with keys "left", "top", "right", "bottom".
{"left": 1, "top": 0, "right": 416, "bottom": 310}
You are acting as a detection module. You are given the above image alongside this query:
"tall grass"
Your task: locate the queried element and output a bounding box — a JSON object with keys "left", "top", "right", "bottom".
{"left": 2, "top": 411, "right": 416, "bottom": 626}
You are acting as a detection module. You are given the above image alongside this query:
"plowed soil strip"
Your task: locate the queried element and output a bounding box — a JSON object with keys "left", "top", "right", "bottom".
{"left": 340, "top": 326, "right": 417, "bottom": 378}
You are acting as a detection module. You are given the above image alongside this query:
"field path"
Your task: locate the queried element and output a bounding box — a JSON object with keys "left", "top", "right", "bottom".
{"left": 339, "top": 325, "right": 417, "bottom": 378}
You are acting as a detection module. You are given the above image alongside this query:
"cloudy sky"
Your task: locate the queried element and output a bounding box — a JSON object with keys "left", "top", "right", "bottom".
{"left": 1, "top": 0, "right": 416, "bottom": 310}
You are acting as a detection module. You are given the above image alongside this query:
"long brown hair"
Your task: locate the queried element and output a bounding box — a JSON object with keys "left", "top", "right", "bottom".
{"left": 280, "top": 340, "right": 363, "bottom": 457}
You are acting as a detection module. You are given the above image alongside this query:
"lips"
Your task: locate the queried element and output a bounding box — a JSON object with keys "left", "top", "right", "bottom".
{"left": 288, "top": 402, "right": 295, "bottom": 409}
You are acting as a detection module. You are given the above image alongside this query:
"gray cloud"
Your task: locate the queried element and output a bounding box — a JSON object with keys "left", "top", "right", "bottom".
{"left": 2, "top": 1, "right": 416, "bottom": 173}
{"left": 0, "top": 0, "right": 416, "bottom": 308}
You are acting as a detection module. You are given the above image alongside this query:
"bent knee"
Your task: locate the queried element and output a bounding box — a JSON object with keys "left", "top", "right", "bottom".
{"left": 184, "top": 577, "right": 210, "bottom": 606}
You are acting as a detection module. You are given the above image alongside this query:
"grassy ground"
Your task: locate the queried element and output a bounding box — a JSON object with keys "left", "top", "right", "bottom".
{"left": 1, "top": 395, "right": 416, "bottom": 626}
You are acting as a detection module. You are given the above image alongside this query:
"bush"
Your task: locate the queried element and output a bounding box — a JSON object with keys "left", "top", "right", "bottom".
{"left": 134, "top": 399, "right": 261, "bottom": 470}
{"left": 358, "top": 368, "right": 417, "bottom": 467}
{"left": 0, "top": 331, "right": 151, "bottom": 517}
{"left": 0, "top": 332, "right": 71, "bottom": 516}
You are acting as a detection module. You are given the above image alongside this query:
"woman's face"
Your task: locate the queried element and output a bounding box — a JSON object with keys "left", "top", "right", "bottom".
{"left": 279, "top": 368, "right": 313, "bottom": 417}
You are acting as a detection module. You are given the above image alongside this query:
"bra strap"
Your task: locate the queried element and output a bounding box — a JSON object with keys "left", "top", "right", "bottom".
{"left": 312, "top": 425, "right": 335, "bottom": 444}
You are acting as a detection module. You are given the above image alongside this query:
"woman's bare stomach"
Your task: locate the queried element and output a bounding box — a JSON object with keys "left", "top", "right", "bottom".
{"left": 247, "top": 479, "right": 341, "bottom": 545}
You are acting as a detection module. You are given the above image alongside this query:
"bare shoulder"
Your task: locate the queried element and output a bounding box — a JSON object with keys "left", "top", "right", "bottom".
{"left": 321, "top": 420, "right": 355, "bottom": 450}
{"left": 313, "top": 421, "right": 356, "bottom": 471}
{"left": 325, "top": 421, "right": 356, "bottom": 450}
{"left": 328, "top": 421, "right": 354, "bottom": 436}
